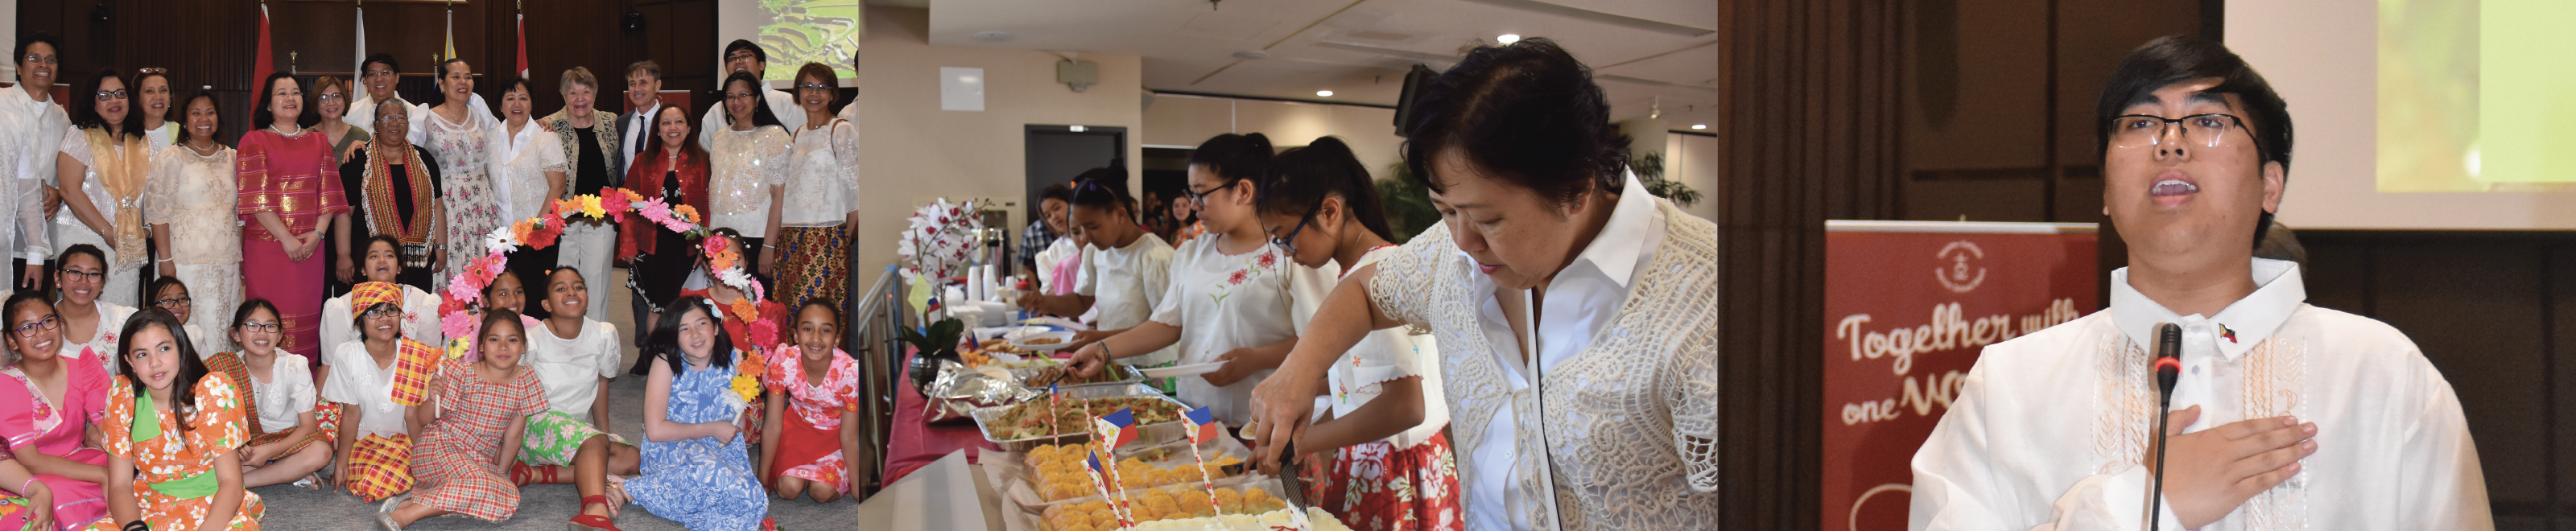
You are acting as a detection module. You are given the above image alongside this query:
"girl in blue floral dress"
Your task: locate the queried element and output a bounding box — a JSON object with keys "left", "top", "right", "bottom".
{"left": 616, "top": 296, "right": 770, "bottom": 529}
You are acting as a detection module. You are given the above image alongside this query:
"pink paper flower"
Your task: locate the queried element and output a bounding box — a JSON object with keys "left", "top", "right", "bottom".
{"left": 440, "top": 311, "right": 479, "bottom": 340}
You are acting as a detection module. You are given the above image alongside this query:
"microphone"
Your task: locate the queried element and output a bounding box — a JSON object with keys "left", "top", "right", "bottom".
{"left": 2148, "top": 323, "right": 2182, "bottom": 530}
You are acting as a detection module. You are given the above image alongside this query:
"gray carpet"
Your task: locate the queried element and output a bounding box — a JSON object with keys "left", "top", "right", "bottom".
{"left": 251, "top": 268, "right": 869, "bottom": 529}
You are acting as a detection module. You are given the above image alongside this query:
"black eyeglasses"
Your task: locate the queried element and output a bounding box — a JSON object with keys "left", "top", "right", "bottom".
{"left": 57, "top": 268, "right": 103, "bottom": 281}
{"left": 1183, "top": 179, "right": 1239, "bottom": 208}
{"left": 94, "top": 89, "right": 126, "bottom": 101}
{"left": 1269, "top": 212, "right": 1315, "bottom": 256}
{"left": 10, "top": 315, "right": 57, "bottom": 337}
{"left": 155, "top": 296, "right": 192, "bottom": 308}
{"left": 237, "top": 321, "right": 281, "bottom": 334}
{"left": 362, "top": 307, "right": 403, "bottom": 319}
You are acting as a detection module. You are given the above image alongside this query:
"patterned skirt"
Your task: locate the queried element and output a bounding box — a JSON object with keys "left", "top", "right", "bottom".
{"left": 771, "top": 226, "right": 850, "bottom": 307}
{"left": 343, "top": 433, "right": 414, "bottom": 503}
{"left": 410, "top": 424, "right": 522, "bottom": 521}
{"left": 1298, "top": 432, "right": 1464, "bottom": 531}
{"left": 85, "top": 480, "right": 266, "bottom": 531}
{"left": 518, "top": 410, "right": 619, "bottom": 467}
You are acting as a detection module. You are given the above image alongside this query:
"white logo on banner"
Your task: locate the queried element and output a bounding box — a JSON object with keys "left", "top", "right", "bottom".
{"left": 1934, "top": 241, "right": 1987, "bottom": 294}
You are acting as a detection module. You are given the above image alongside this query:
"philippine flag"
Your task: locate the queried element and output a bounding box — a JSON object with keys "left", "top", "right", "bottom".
{"left": 1095, "top": 409, "right": 1138, "bottom": 449}
{"left": 1183, "top": 406, "right": 1219, "bottom": 444}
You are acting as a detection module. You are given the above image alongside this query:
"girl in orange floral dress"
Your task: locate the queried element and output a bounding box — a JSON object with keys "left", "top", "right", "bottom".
{"left": 99, "top": 310, "right": 262, "bottom": 530}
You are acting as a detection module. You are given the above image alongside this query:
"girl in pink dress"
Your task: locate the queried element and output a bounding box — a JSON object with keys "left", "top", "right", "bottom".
{"left": 0, "top": 291, "right": 115, "bottom": 529}
{"left": 758, "top": 300, "right": 868, "bottom": 503}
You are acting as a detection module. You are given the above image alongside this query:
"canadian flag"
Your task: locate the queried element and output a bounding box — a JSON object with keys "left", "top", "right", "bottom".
{"left": 514, "top": 6, "right": 530, "bottom": 79}
{"left": 252, "top": 3, "right": 274, "bottom": 84}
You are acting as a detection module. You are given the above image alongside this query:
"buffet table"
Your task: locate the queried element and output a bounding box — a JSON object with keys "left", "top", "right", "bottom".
{"left": 886, "top": 348, "right": 1005, "bottom": 486}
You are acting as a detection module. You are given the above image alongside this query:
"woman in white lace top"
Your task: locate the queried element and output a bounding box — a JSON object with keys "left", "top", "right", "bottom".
{"left": 487, "top": 76, "right": 569, "bottom": 307}
{"left": 708, "top": 72, "right": 793, "bottom": 282}
{"left": 775, "top": 63, "right": 861, "bottom": 309}
{"left": 1245, "top": 39, "right": 1722, "bottom": 530}
{"left": 144, "top": 92, "right": 241, "bottom": 351}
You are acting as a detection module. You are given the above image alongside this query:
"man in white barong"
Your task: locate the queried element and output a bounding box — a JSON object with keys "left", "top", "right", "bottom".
{"left": 1909, "top": 35, "right": 2493, "bottom": 531}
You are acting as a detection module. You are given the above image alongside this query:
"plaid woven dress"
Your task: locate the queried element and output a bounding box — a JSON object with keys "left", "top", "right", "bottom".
{"left": 409, "top": 358, "right": 549, "bottom": 521}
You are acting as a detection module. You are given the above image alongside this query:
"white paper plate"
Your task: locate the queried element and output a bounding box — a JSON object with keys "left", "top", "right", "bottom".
{"left": 1011, "top": 331, "right": 1079, "bottom": 352}
{"left": 1140, "top": 360, "right": 1228, "bottom": 379}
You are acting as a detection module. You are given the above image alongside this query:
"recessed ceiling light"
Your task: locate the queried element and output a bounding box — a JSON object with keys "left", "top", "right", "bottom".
{"left": 1691, "top": 124, "right": 1707, "bottom": 130}
{"left": 974, "top": 31, "right": 1014, "bottom": 42}
{"left": 1316, "top": 90, "right": 1334, "bottom": 97}
{"left": 1070, "top": 125, "right": 1087, "bottom": 133}
{"left": 1496, "top": 34, "right": 1521, "bottom": 44}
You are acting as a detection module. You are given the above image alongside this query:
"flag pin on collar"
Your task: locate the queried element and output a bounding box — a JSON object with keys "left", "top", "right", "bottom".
{"left": 2219, "top": 323, "right": 2238, "bottom": 344}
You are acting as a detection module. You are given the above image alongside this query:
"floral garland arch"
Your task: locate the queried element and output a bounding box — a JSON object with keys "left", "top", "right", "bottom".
{"left": 435, "top": 188, "right": 771, "bottom": 405}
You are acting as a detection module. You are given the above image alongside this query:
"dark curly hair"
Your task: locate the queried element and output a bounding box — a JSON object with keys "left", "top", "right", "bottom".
{"left": 1401, "top": 38, "right": 1629, "bottom": 208}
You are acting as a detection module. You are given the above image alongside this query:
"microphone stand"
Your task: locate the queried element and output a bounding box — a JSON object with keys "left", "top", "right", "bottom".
{"left": 2149, "top": 323, "right": 2182, "bottom": 531}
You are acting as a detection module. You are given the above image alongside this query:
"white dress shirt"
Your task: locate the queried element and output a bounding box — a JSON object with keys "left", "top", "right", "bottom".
{"left": 620, "top": 105, "right": 662, "bottom": 177}
{"left": 1, "top": 87, "right": 66, "bottom": 263}
{"left": 1909, "top": 258, "right": 2493, "bottom": 530}
{"left": 1460, "top": 173, "right": 1666, "bottom": 531}
{"left": 1075, "top": 233, "right": 1175, "bottom": 365}
{"left": 697, "top": 84, "right": 803, "bottom": 150}
{"left": 488, "top": 121, "right": 566, "bottom": 221}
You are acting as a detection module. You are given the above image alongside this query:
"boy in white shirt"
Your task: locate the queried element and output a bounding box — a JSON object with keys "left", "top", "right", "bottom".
{"left": 1909, "top": 35, "right": 2491, "bottom": 531}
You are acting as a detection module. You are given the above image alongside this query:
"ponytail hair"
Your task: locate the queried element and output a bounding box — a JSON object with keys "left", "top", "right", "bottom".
{"left": 1259, "top": 137, "right": 1394, "bottom": 242}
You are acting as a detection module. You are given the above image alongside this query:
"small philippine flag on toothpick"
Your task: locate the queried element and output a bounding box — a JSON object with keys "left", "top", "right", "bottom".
{"left": 1095, "top": 409, "right": 1138, "bottom": 449}
{"left": 1183, "top": 406, "right": 1220, "bottom": 444}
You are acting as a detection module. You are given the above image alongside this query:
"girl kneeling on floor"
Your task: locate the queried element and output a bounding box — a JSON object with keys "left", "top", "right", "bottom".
{"left": 759, "top": 299, "right": 871, "bottom": 504}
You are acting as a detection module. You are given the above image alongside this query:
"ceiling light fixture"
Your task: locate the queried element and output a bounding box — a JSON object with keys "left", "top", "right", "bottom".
{"left": 1691, "top": 124, "right": 1707, "bottom": 130}
{"left": 1496, "top": 34, "right": 1521, "bottom": 44}
{"left": 1071, "top": 125, "right": 1087, "bottom": 132}
{"left": 1316, "top": 90, "right": 1334, "bottom": 97}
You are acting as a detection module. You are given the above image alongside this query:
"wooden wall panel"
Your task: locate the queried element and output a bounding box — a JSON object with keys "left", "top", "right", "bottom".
{"left": 2297, "top": 230, "right": 2576, "bottom": 527}
{"left": 1715, "top": 0, "right": 1903, "bottom": 527}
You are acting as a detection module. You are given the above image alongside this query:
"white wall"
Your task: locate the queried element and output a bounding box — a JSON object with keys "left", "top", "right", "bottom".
{"left": 1667, "top": 132, "right": 1719, "bottom": 222}
{"left": 2231, "top": 0, "right": 2576, "bottom": 229}
{"left": 851, "top": 6, "right": 1143, "bottom": 280}
{"left": 1141, "top": 93, "right": 1406, "bottom": 181}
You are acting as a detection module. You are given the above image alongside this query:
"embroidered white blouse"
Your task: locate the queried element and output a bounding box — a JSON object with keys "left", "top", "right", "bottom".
{"left": 1909, "top": 258, "right": 2493, "bottom": 530}
{"left": 320, "top": 341, "right": 414, "bottom": 438}
{"left": 1146, "top": 237, "right": 1336, "bottom": 426}
{"left": 144, "top": 143, "right": 241, "bottom": 266}
{"left": 1364, "top": 175, "right": 1722, "bottom": 531}
{"left": 488, "top": 121, "right": 568, "bottom": 221}
{"left": 781, "top": 119, "right": 859, "bottom": 227}
{"left": 1323, "top": 246, "right": 1447, "bottom": 451}
{"left": 56, "top": 299, "right": 138, "bottom": 375}
{"left": 246, "top": 356, "right": 319, "bottom": 434}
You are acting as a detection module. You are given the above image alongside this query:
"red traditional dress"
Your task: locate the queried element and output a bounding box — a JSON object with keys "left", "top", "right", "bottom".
{"left": 762, "top": 345, "right": 863, "bottom": 492}
{"left": 97, "top": 372, "right": 264, "bottom": 530}
{"left": 407, "top": 358, "right": 547, "bottom": 521}
{"left": 235, "top": 128, "right": 349, "bottom": 366}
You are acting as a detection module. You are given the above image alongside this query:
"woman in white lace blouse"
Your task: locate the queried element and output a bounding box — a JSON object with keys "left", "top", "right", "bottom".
{"left": 1245, "top": 39, "right": 1722, "bottom": 530}
{"left": 54, "top": 68, "right": 153, "bottom": 307}
{"left": 708, "top": 71, "right": 793, "bottom": 282}
{"left": 776, "top": 63, "right": 861, "bottom": 310}
{"left": 144, "top": 92, "right": 241, "bottom": 352}
{"left": 488, "top": 76, "right": 568, "bottom": 305}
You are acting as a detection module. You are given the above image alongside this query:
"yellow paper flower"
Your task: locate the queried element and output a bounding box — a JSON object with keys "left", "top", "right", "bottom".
{"left": 445, "top": 337, "right": 470, "bottom": 359}
{"left": 577, "top": 195, "right": 606, "bottom": 219}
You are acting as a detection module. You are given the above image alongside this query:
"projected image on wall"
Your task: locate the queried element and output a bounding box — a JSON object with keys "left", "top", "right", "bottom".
{"left": 723, "top": 0, "right": 861, "bottom": 83}
{"left": 2379, "top": 0, "right": 2576, "bottom": 191}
